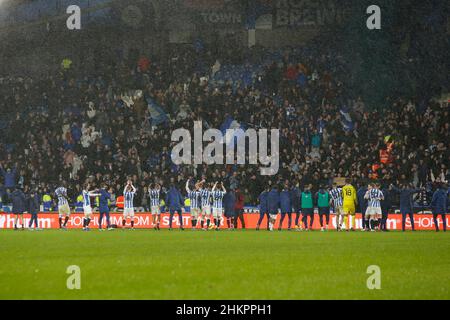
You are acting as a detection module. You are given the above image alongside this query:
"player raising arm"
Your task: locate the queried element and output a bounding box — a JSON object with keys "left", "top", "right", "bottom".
{"left": 149, "top": 182, "right": 162, "bottom": 230}
{"left": 82, "top": 183, "right": 101, "bottom": 231}
{"left": 55, "top": 181, "right": 70, "bottom": 230}
{"left": 199, "top": 180, "right": 212, "bottom": 230}
{"left": 123, "top": 180, "right": 137, "bottom": 230}
{"left": 186, "top": 178, "right": 201, "bottom": 230}
{"left": 211, "top": 181, "right": 226, "bottom": 230}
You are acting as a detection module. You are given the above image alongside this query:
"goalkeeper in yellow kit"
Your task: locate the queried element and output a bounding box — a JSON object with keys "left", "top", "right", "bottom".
{"left": 342, "top": 178, "right": 358, "bottom": 231}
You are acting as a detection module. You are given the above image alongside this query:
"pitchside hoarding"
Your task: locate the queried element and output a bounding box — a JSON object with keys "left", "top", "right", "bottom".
{"left": 0, "top": 213, "right": 447, "bottom": 230}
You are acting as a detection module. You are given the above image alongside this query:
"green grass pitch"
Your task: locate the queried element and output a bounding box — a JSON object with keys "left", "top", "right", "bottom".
{"left": 0, "top": 229, "right": 448, "bottom": 300}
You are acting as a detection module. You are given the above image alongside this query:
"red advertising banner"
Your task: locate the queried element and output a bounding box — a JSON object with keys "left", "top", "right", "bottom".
{"left": 0, "top": 213, "right": 447, "bottom": 230}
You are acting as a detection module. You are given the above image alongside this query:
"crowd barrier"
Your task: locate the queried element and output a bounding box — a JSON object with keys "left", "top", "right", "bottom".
{"left": 0, "top": 213, "right": 447, "bottom": 230}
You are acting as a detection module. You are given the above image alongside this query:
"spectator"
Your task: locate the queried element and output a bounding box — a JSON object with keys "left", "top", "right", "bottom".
{"left": 0, "top": 163, "right": 17, "bottom": 189}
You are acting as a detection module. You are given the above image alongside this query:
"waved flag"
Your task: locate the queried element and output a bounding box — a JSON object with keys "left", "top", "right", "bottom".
{"left": 339, "top": 107, "right": 354, "bottom": 131}
{"left": 220, "top": 116, "right": 246, "bottom": 147}
{"left": 146, "top": 97, "right": 169, "bottom": 126}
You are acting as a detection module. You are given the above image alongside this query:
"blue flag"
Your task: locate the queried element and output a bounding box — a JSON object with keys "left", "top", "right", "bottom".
{"left": 339, "top": 106, "right": 354, "bottom": 131}
{"left": 220, "top": 116, "right": 246, "bottom": 148}
{"left": 146, "top": 97, "right": 169, "bottom": 126}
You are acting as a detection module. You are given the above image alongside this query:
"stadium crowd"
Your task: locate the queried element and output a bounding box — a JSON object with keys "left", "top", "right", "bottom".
{"left": 0, "top": 43, "right": 449, "bottom": 211}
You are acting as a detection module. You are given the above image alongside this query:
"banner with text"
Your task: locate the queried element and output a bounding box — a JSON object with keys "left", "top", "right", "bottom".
{"left": 0, "top": 213, "right": 447, "bottom": 230}
{"left": 273, "top": 0, "right": 349, "bottom": 28}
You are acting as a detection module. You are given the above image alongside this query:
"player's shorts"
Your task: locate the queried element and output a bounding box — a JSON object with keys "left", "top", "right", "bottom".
{"left": 334, "top": 206, "right": 344, "bottom": 215}
{"left": 212, "top": 207, "right": 223, "bottom": 218}
{"left": 58, "top": 203, "right": 70, "bottom": 217}
{"left": 365, "top": 207, "right": 382, "bottom": 217}
{"left": 202, "top": 206, "right": 211, "bottom": 215}
{"left": 224, "top": 209, "right": 236, "bottom": 218}
{"left": 302, "top": 208, "right": 313, "bottom": 215}
{"left": 269, "top": 214, "right": 278, "bottom": 220}
{"left": 151, "top": 205, "right": 160, "bottom": 215}
{"left": 343, "top": 205, "right": 355, "bottom": 215}
{"left": 99, "top": 207, "right": 110, "bottom": 214}
{"left": 191, "top": 207, "right": 200, "bottom": 218}
{"left": 123, "top": 207, "right": 135, "bottom": 218}
{"left": 83, "top": 205, "right": 93, "bottom": 216}
{"left": 319, "top": 207, "right": 330, "bottom": 215}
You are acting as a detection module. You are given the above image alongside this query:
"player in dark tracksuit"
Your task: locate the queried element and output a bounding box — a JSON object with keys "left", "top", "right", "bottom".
{"left": 27, "top": 190, "right": 40, "bottom": 230}
{"left": 279, "top": 186, "right": 292, "bottom": 230}
{"left": 166, "top": 185, "right": 184, "bottom": 230}
{"left": 431, "top": 183, "right": 448, "bottom": 232}
{"left": 391, "top": 184, "right": 421, "bottom": 231}
{"left": 223, "top": 190, "right": 236, "bottom": 229}
{"left": 9, "top": 187, "right": 27, "bottom": 230}
{"left": 380, "top": 185, "right": 393, "bottom": 231}
{"left": 357, "top": 185, "right": 368, "bottom": 230}
{"left": 98, "top": 185, "right": 112, "bottom": 230}
{"left": 234, "top": 189, "right": 245, "bottom": 229}
{"left": 267, "top": 186, "right": 280, "bottom": 231}
{"left": 291, "top": 185, "right": 302, "bottom": 228}
{"left": 256, "top": 188, "right": 269, "bottom": 230}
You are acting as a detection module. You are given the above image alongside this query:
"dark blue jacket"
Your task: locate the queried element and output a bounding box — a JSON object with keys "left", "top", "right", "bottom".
{"left": 0, "top": 185, "right": 6, "bottom": 203}
{"left": 224, "top": 191, "right": 236, "bottom": 213}
{"left": 381, "top": 188, "right": 393, "bottom": 211}
{"left": 165, "top": 187, "right": 183, "bottom": 211}
{"left": 99, "top": 189, "right": 111, "bottom": 212}
{"left": 431, "top": 189, "right": 448, "bottom": 214}
{"left": 280, "top": 189, "right": 292, "bottom": 213}
{"left": 27, "top": 192, "right": 40, "bottom": 214}
{"left": 259, "top": 191, "right": 268, "bottom": 213}
{"left": 392, "top": 187, "right": 421, "bottom": 213}
{"left": 1, "top": 167, "right": 17, "bottom": 189}
{"left": 357, "top": 187, "right": 368, "bottom": 214}
{"left": 9, "top": 189, "right": 26, "bottom": 214}
{"left": 290, "top": 187, "right": 301, "bottom": 212}
{"left": 267, "top": 189, "right": 280, "bottom": 214}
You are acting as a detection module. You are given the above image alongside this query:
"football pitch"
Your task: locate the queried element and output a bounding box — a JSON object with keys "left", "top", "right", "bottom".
{"left": 0, "top": 229, "right": 448, "bottom": 300}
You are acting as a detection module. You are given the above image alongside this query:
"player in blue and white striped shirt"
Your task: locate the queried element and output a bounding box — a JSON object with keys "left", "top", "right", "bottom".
{"left": 82, "top": 183, "right": 100, "bottom": 231}
{"left": 211, "top": 181, "right": 226, "bottom": 230}
{"left": 330, "top": 183, "right": 344, "bottom": 231}
{"left": 364, "top": 183, "right": 384, "bottom": 231}
{"left": 186, "top": 178, "right": 201, "bottom": 230}
{"left": 149, "top": 183, "right": 162, "bottom": 230}
{"left": 199, "top": 180, "right": 212, "bottom": 230}
{"left": 122, "top": 180, "right": 137, "bottom": 229}
{"left": 55, "top": 182, "right": 70, "bottom": 229}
